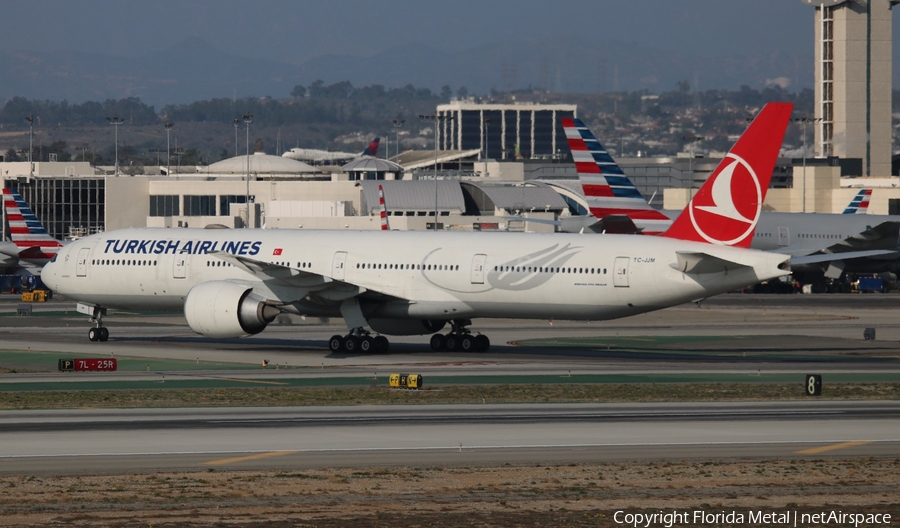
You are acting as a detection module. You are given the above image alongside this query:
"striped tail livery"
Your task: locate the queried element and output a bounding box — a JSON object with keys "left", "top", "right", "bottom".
{"left": 842, "top": 189, "right": 872, "bottom": 215}
{"left": 562, "top": 118, "right": 671, "bottom": 234}
{"left": 2, "top": 188, "right": 65, "bottom": 264}
{"left": 378, "top": 184, "right": 390, "bottom": 230}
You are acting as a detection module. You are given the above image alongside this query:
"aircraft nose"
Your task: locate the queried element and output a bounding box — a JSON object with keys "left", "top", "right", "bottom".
{"left": 41, "top": 257, "right": 59, "bottom": 291}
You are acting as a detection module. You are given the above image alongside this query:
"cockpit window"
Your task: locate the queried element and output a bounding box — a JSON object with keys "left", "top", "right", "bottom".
{"left": 50, "top": 255, "right": 58, "bottom": 263}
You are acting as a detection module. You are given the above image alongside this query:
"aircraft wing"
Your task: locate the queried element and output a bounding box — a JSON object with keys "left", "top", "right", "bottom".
{"left": 821, "top": 221, "right": 900, "bottom": 254}
{"left": 791, "top": 249, "right": 900, "bottom": 266}
{"left": 208, "top": 251, "right": 406, "bottom": 303}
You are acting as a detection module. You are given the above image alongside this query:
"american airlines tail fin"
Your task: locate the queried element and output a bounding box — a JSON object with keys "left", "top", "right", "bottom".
{"left": 842, "top": 189, "right": 872, "bottom": 215}
{"left": 561, "top": 118, "right": 670, "bottom": 234}
{"left": 378, "top": 184, "right": 390, "bottom": 231}
{"left": 2, "top": 188, "right": 65, "bottom": 259}
{"left": 363, "top": 138, "right": 381, "bottom": 157}
{"left": 661, "top": 102, "right": 793, "bottom": 248}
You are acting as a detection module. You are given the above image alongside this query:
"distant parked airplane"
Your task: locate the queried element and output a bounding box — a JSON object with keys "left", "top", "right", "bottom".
{"left": 282, "top": 138, "right": 380, "bottom": 165}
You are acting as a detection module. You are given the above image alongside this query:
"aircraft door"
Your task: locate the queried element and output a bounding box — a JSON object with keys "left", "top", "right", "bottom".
{"left": 778, "top": 226, "right": 789, "bottom": 247}
{"left": 470, "top": 254, "right": 487, "bottom": 284}
{"left": 332, "top": 252, "right": 348, "bottom": 281}
{"left": 173, "top": 255, "right": 189, "bottom": 279}
{"left": 613, "top": 257, "right": 629, "bottom": 288}
{"left": 76, "top": 248, "right": 91, "bottom": 277}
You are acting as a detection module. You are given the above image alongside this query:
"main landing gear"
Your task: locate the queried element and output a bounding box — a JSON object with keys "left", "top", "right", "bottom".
{"left": 87, "top": 307, "right": 109, "bottom": 342}
{"left": 328, "top": 328, "right": 389, "bottom": 354}
{"left": 429, "top": 319, "right": 490, "bottom": 352}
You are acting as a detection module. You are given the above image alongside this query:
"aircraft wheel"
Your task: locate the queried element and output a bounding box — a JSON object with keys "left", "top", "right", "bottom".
{"left": 460, "top": 335, "right": 476, "bottom": 352}
{"left": 374, "top": 336, "right": 389, "bottom": 354}
{"left": 475, "top": 334, "right": 490, "bottom": 352}
{"left": 328, "top": 335, "right": 344, "bottom": 352}
{"left": 445, "top": 333, "right": 461, "bottom": 351}
{"left": 429, "top": 333, "right": 446, "bottom": 351}
{"left": 99, "top": 328, "right": 109, "bottom": 342}
{"left": 359, "top": 336, "right": 374, "bottom": 353}
{"left": 88, "top": 328, "right": 100, "bottom": 342}
{"left": 344, "top": 336, "right": 359, "bottom": 352}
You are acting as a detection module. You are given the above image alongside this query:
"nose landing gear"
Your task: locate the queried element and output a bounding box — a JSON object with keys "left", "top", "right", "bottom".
{"left": 80, "top": 304, "right": 109, "bottom": 342}
{"left": 88, "top": 326, "right": 109, "bottom": 342}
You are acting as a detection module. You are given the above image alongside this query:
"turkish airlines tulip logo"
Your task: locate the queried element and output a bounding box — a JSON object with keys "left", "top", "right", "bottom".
{"left": 688, "top": 154, "right": 761, "bottom": 245}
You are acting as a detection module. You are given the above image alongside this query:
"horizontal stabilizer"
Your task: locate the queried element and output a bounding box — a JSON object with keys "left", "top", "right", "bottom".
{"left": 589, "top": 214, "right": 640, "bottom": 234}
{"left": 16, "top": 246, "right": 44, "bottom": 259}
{"left": 671, "top": 251, "right": 753, "bottom": 275}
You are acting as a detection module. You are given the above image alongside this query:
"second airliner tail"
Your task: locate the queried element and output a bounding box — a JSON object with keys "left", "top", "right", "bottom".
{"left": 562, "top": 118, "right": 670, "bottom": 234}
{"left": 363, "top": 138, "right": 381, "bottom": 157}
{"left": 843, "top": 189, "right": 872, "bottom": 215}
{"left": 2, "top": 188, "right": 65, "bottom": 259}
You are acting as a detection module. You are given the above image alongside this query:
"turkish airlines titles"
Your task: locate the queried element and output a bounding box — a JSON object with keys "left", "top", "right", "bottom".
{"left": 102, "top": 239, "right": 263, "bottom": 256}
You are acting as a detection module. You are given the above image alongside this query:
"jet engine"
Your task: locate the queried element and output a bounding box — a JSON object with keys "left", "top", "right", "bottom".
{"left": 184, "top": 281, "right": 280, "bottom": 338}
{"left": 367, "top": 318, "right": 446, "bottom": 336}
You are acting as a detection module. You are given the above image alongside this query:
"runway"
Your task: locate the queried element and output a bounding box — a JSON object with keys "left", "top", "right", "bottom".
{"left": 1, "top": 294, "right": 900, "bottom": 376}
{"left": 0, "top": 402, "right": 897, "bottom": 476}
{"left": 1, "top": 294, "right": 898, "bottom": 478}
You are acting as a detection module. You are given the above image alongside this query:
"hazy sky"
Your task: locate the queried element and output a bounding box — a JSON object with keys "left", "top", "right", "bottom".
{"left": 6, "top": 0, "right": 819, "bottom": 63}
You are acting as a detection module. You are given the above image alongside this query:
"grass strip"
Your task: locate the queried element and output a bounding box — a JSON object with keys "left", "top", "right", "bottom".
{"left": 0, "top": 382, "right": 897, "bottom": 409}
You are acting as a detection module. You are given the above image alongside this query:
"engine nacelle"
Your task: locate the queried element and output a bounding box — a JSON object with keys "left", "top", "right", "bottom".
{"left": 367, "top": 318, "right": 446, "bottom": 336}
{"left": 184, "top": 281, "right": 280, "bottom": 338}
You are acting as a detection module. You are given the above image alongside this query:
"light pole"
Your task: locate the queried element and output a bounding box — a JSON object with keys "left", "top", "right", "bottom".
{"left": 392, "top": 118, "right": 405, "bottom": 159}
{"left": 483, "top": 117, "right": 492, "bottom": 160}
{"left": 149, "top": 148, "right": 165, "bottom": 168}
{"left": 164, "top": 121, "right": 173, "bottom": 176}
{"left": 419, "top": 114, "right": 454, "bottom": 230}
{"left": 77, "top": 144, "right": 90, "bottom": 163}
{"left": 25, "top": 115, "right": 33, "bottom": 177}
{"left": 233, "top": 118, "right": 240, "bottom": 158}
{"left": 174, "top": 146, "right": 184, "bottom": 171}
{"left": 681, "top": 135, "right": 703, "bottom": 198}
{"left": 106, "top": 114, "right": 124, "bottom": 176}
{"left": 242, "top": 112, "right": 253, "bottom": 228}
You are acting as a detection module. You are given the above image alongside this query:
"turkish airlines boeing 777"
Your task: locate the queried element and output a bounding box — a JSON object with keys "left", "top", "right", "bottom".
{"left": 41, "top": 103, "right": 794, "bottom": 352}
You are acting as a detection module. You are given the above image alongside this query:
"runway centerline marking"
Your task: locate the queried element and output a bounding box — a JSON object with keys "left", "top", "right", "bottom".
{"left": 795, "top": 441, "right": 871, "bottom": 454}
{"left": 204, "top": 451, "right": 297, "bottom": 465}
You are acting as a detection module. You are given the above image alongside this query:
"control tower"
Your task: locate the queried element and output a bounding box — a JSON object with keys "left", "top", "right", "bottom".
{"left": 802, "top": 0, "right": 897, "bottom": 176}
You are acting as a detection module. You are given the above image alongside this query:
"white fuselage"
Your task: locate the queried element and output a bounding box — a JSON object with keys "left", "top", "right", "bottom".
{"left": 41, "top": 228, "right": 788, "bottom": 325}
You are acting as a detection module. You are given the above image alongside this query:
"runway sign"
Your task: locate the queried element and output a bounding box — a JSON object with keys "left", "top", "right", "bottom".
{"left": 805, "top": 374, "right": 822, "bottom": 396}
{"left": 58, "top": 358, "right": 118, "bottom": 372}
{"left": 389, "top": 373, "right": 423, "bottom": 389}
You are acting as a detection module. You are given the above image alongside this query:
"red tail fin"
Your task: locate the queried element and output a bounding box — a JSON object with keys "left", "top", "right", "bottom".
{"left": 363, "top": 138, "right": 380, "bottom": 157}
{"left": 661, "top": 102, "right": 793, "bottom": 247}
{"left": 378, "top": 184, "right": 389, "bottom": 230}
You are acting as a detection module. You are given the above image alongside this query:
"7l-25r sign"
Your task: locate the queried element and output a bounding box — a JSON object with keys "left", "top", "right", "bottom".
{"left": 58, "top": 358, "right": 117, "bottom": 372}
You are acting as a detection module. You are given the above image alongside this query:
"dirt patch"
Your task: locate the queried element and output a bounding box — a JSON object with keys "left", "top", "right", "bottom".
{"left": 1, "top": 459, "right": 897, "bottom": 527}
{"left": 2, "top": 383, "right": 899, "bottom": 409}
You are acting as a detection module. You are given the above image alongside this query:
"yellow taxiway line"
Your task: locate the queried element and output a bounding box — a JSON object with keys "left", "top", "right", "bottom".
{"left": 204, "top": 451, "right": 297, "bottom": 466}
{"left": 795, "top": 441, "right": 871, "bottom": 454}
